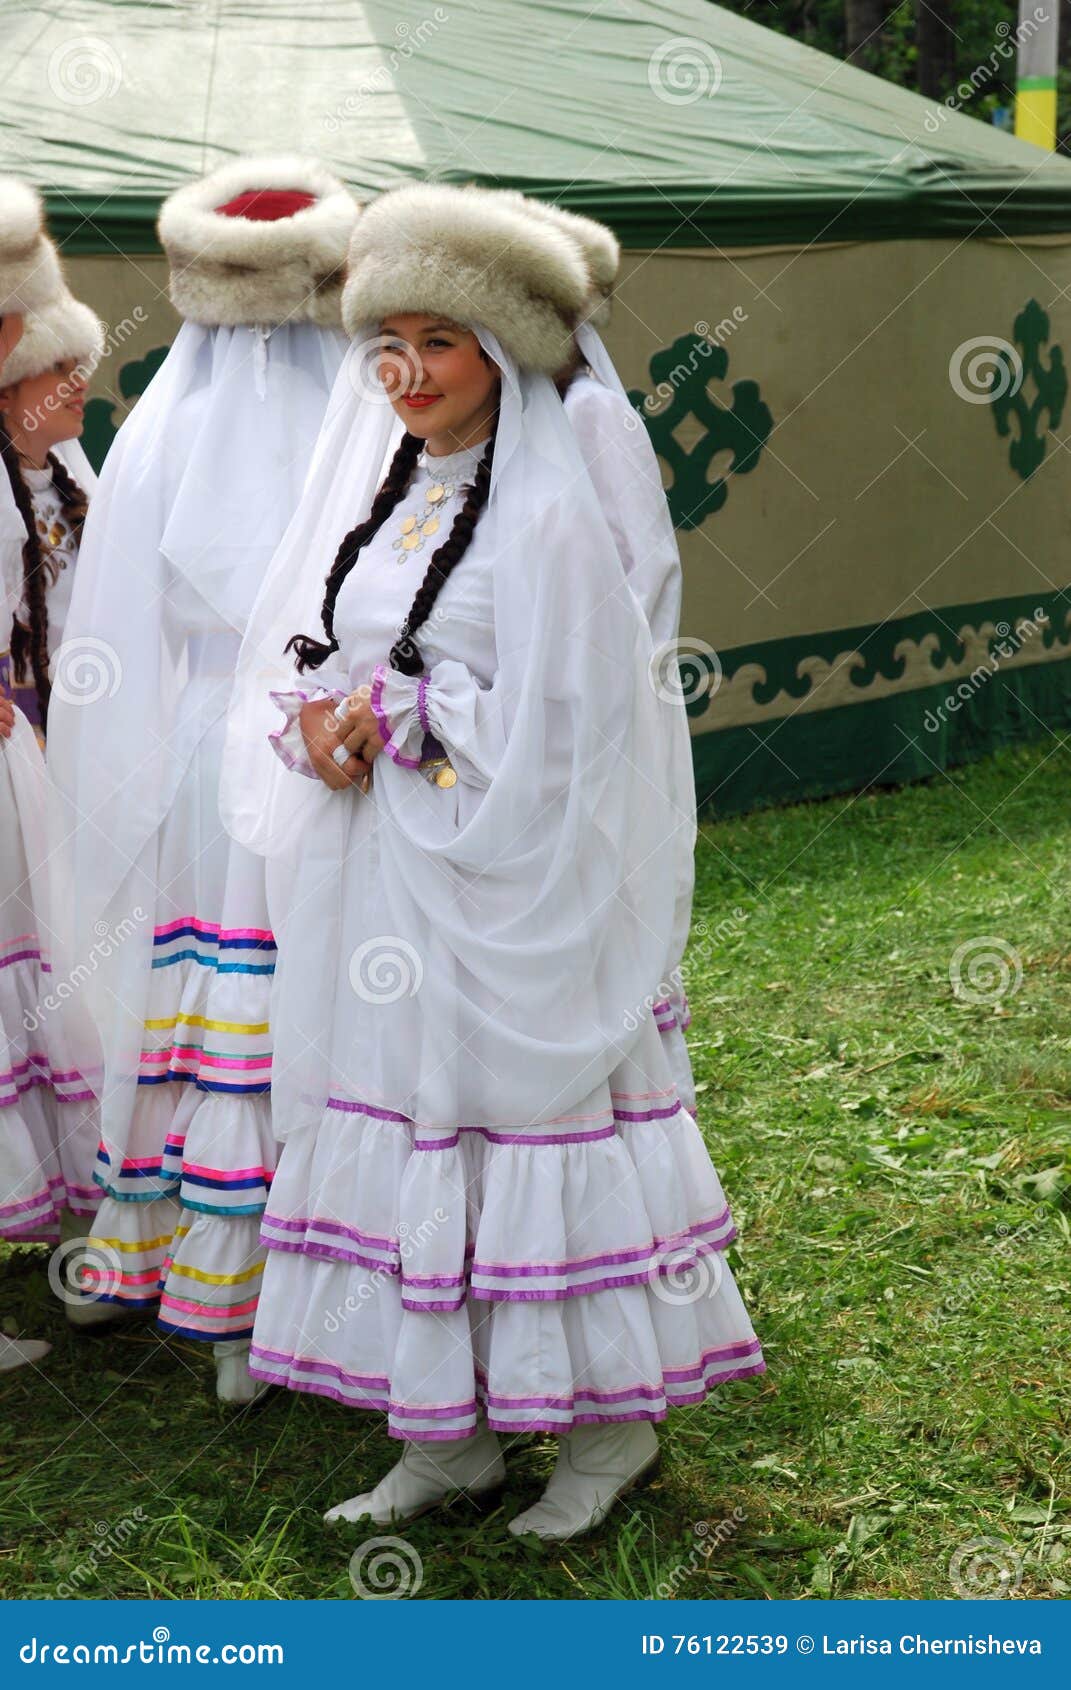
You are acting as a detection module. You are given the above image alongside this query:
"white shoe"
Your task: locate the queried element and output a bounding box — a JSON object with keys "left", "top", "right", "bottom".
{"left": 58, "top": 1210, "right": 134, "bottom": 1328}
{"left": 324, "top": 1425, "right": 506, "bottom": 1526}
{"left": 508, "top": 1421, "right": 660, "bottom": 1541}
{"left": 0, "top": 1335, "right": 51, "bottom": 1374}
{"left": 64, "top": 1295, "right": 133, "bottom": 1330}
{"left": 213, "top": 1340, "right": 270, "bottom": 1405}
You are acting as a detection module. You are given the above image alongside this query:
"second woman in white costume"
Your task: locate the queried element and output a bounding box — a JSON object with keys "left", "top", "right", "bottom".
{"left": 0, "top": 185, "right": 103, "bottom": 1357}
{"left": 224, "top": 185, "right": 764, "bottom": 1537}
{"left": 47, "top": 157, "right": 357, "bottom": 1400}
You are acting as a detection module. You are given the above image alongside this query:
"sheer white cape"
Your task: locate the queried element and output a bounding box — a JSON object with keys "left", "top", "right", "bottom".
{"left": 45, "top": 320, "right": 346, "bottom": 1146}
{"left": 222, "top": 327, "right": 691, "bottom": 1139}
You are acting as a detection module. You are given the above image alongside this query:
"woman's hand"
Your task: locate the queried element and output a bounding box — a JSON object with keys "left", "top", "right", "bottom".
{"left": 0, "top": 695, "right": 14, "bottom": 741}
{"left": 299, "top": 696, "right": 370, "bottom": 792}
{"left": 334, "top": 686, "right": 388, "bottom": 767}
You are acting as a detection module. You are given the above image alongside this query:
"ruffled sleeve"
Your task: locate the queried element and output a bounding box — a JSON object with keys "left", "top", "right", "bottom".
{"left": 269, "top": 684, "right": 348, "bottom": 780}
{"left": 370, "top": 659, "right": 505, "bottom": 788}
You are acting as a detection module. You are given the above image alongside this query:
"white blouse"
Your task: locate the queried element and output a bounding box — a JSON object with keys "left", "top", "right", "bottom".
{"left": 273, "top": 438, "right": 498, "bottom": 785}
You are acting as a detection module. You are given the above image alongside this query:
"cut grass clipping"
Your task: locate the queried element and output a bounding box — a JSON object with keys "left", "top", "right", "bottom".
{"left": 1, "top": 738, "right": 1067, "bottom": 1599}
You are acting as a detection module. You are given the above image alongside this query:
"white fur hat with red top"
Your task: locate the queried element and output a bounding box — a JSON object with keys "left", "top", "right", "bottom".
{"left": 158, "top": 154, "right": 360, "bottom": 329}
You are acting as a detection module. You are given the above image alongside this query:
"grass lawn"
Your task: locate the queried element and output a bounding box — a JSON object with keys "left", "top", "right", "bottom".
{"left": 1, "top": 738, "right": 1068, "bottom": 1601}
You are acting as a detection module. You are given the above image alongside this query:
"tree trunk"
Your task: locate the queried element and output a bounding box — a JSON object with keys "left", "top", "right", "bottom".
{"left": 844, "top": 0, "right": 887, "bottom": 71}
{"left": 916, "top": 0, "right": 957, "bottom": 100}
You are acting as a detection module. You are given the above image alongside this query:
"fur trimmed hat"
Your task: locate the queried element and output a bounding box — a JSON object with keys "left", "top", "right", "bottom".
{"left": 1, "top": 175, "right": 105, "bottom": 387}
{"left": 484, "top": 191, "right": 620, "bottom": 329}
{"left": 158, "top": 155, "right": 360, "bottom": 329}
{"left": 1, "top": 287, "right": 105, "bottom": 388}
{"left": 342, "top": 183, "right": 590, "bottom": 374}
{"left": 0, "top": 177, "right": 64, "bottom": 315}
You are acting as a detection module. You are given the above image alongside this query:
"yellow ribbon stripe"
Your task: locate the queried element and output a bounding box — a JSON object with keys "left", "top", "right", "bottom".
{"left": 165, "top": 1259, "right": 265, "bottom": 1287}
{"left": 143, "top": 1013, "right": 270, "bottom": 1035}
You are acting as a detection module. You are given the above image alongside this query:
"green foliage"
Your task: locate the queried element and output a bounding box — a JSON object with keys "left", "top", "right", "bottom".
{"left": 712, "top": 2, "right": 1021, "bottom": 124}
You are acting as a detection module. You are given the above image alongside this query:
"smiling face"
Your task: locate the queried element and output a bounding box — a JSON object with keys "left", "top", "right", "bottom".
{"left": 377, "top": 314, "right": 499, "bottom": 456}
{"left": 0, "top": 357, "right": 88, "bottom": 463}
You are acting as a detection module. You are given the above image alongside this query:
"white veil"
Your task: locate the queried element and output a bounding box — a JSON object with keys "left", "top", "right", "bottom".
{"left": 222, "top": 328, "right": 690, "bottom": 1138}
{"left": 46, "top": 319, "right": 347, "bottom": 1140}
{"left": 575, "top": 319, "right": 696, "bottom": 1000}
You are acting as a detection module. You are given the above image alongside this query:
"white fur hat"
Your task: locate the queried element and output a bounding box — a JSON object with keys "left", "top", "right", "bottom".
{"left": 0, "top": 175, "right": 105, "bottom": 386}
{"left": 0, "top": 177, "right": 64, "bottom": 315}
{"left": 342, "top": 183, "right": 590, "bottom": 374}
{"left": 0, "top": 285, "right": 105, "bottom": 387}
{"left": 158, "top": 155, "right": 360, "bottom": 329}
{"left": 484, "top": 191, "right": 620, "bottom": 329}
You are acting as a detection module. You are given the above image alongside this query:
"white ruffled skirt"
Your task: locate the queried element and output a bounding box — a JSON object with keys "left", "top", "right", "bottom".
{"left": 85, "top": 705, "right": 278, "bottom": 1339}
{"left": 251, "top": 1016, "right": 762, "bottom": 1439}
{"left": 1, "top": 711, "right": 98, "bottom": 1241}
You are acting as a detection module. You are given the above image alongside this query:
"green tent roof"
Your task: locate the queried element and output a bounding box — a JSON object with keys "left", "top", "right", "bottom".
{"left": 4, "top": 0, "right": 1071, "bottom": 249}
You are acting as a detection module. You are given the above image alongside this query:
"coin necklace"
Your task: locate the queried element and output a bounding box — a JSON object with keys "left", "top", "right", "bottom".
{"left": 392, "top": 473, "right": 457, "bottom": 560}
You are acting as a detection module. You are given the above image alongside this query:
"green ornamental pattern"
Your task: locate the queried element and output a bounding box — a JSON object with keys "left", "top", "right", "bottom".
{"left": 82, "top": 346, "right": 171, "bottom": 472}
{"left": 991, "top": 299, "right": 1066, "bottom": 480}
{"left": 628, "top": 333, "right": 773, "bottom": 530}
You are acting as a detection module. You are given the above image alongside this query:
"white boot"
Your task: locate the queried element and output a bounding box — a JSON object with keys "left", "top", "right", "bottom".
{"left": 324, "top": 1424, "right": 506, "bottom": 1526}
{"left": 0, "top": 1334, "right": 51, "bottom": 1373}
{"left": 58, "top": 1210, "right": 130, "bottom": 1329}
{"left": 508, "top": 1421, "right": 660, "bottom": 1541}
{"left": 213, "top": 1339, "right": 270, "bottom": 1405}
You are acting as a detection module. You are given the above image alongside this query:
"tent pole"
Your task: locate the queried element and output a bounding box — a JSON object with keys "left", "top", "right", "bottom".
{"left": 1015, "top": 1, "right": 1058, "bottom": 149}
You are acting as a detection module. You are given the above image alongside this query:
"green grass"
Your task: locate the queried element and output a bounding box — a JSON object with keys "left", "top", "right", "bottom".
{"left": 2, "top": 738, "right": 1069, "bottom": 1600}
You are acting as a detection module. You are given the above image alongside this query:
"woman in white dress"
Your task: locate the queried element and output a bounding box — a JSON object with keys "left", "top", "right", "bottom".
{"left": 224, "top": 185, "right": 764, "bottom": 1537}
{"left": 0, "top": 183, "right": 104, "bottom": 1367}
{"left": 47, "top": 157, "right": 357, "bottom": 1401}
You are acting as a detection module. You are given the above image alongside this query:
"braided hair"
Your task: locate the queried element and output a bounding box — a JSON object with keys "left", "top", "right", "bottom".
{"left": 0, "top": 419, "right": 87, "bottom": 730}
{"left": 288, "top": 416, "right": 498, "bottom": 679}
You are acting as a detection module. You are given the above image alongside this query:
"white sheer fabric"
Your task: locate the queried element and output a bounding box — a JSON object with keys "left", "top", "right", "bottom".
{"left": 46, "top": 320, "right": 347, "bottom": 1166}
{"left": 223, "top": 326, "right": 686, "bottom": 1142}
{"left": 566, "top": 330, "right": 697, "bottom": 1063}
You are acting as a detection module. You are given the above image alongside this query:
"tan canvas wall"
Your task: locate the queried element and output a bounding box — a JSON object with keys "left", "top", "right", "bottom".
{"left": 67, "top": 235, "right": 1071, "bottom": 730}
{"left": 602, "top": 236, "right": 1071, "bottom": 654}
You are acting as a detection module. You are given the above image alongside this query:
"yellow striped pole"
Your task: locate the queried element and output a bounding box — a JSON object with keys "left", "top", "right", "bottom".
{"left": 1015, "top": 2, "right": 1058, "bottom": 149}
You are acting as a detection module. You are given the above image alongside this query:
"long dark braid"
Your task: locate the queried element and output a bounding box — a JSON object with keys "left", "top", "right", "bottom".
{"left": 48, "top": 450, "right": 90, "bottom": 548}
{"left": 287, "top": 430, "right": 422, "bottom": 672}
{"left": 0, "top": 418, "right": 53, "bottom": 727}
{"left": 389, "top": 416, "right": 497, "bottom": 676}
{"left": 289, "top": 414, "right": 498, "bottom": 678}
